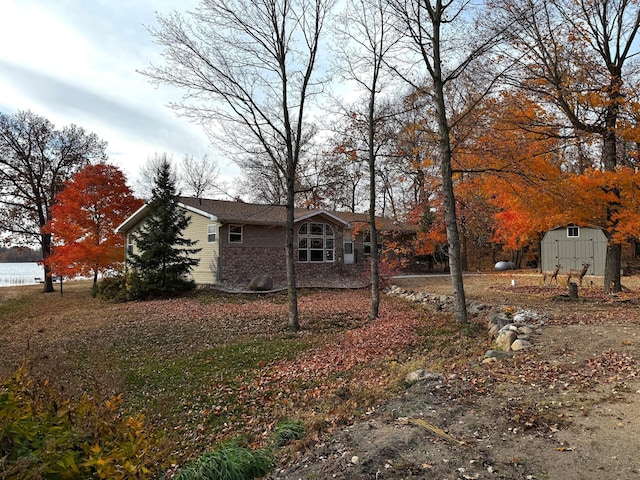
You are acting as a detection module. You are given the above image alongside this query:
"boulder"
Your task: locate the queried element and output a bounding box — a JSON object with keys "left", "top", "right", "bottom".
{"left": 489, "top": 311, "right": 513, "bottom": 329}
{"left": 248, "top": 274, "right": 273, "bottom": 291}
{"left": 405, "top": 369, "right": 444, "bottom": 383}
{"left": 485, "top": 349, "right": 512, "bottom": 360}
{"left": 496, "top": 329, "right": 518, "bottom": 351}
{"left": 511, "top": 339, "right": 533, "bottom": 351}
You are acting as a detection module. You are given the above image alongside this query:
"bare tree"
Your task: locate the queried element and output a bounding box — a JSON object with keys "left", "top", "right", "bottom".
{"left": 142, "top": 0, "right": 335, "bottom": 330}
{"left": 496, "top": 0, "right": 640, "bottom": 293}
{"left": 332, "top": 0, "right": 403, "bottom": 318}
{"left": 0, "top": 110, "right": 107, "bottom": 292}
{"left": 237, "top": 128, "right": 320, "bottom": 206}
{"left": 387, "top": 0, "right": 510, "bottom": 323}
{"left": 237, "top": 152, "right": 289, "bottom": 204}
{"left": 135, "top": 152, "right": 178, "bottom": 200}
{"left": 181, "top": 153, "right": 220, "bottom": 201}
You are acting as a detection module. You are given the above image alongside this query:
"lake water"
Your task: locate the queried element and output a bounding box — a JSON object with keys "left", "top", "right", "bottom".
{"left": 0, "top": 262, "right": 45, "bottom": 287}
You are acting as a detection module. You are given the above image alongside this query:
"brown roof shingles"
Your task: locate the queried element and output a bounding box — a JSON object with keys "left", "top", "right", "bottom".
{"left": 179, "top": 197, "right": 414, "bottom": 231}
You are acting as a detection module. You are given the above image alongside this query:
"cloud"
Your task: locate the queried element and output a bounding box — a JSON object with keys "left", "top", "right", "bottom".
{"left": 0, "top": 0, "right": 240, "bottom": 189}
{"left": 0, "top": 60, "right": 206, "bottom": 154}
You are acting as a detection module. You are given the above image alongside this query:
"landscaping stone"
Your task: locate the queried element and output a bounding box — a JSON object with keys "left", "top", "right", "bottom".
{"left": 405, "top": 369, "right": 444, "bottom": 383}
{"left": 484, "top": 349, "right": 512, "bottom": 360}
{"left": 385, "top": 284, "right": 548, "bottom": 356}
{"left": 248, "top": 274, "right": 273, "bottom": 291}
{"left": 496, "top": 329, "right": 518, "bottom": 351}
{"left": 511, "top": 338, "right": 533, "bottom": 351}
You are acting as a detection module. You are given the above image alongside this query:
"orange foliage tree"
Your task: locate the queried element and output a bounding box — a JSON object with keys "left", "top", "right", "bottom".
{"left": 404, "top": 92, "right": 567, "bottom": 268}
{"left": 44, "top": 164, "right": 142, "bottom": 287}
{"left": 453, "top": 93, "right": 566, "bottom": 262}
{"left": 564, "top": 167, "right": 640, "bottom": 244}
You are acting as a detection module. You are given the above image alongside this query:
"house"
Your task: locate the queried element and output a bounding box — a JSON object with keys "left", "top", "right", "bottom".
{"left": 540, "top": 224, "right": 607, "bottom": 277}
{"left": 116, "top": 197, "right": 411, "bottom": 288}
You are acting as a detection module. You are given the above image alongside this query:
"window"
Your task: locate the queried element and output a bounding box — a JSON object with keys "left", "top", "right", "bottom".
{"left": 207, "top": 225, "right": 217, "bottom": 243}
{"left": 363, "top": 230, "right": 371, "bottom": 255}
{"left": 298, "top": 222, "right": 335, "bottom": 263}
{"left": 567, "top": 225, "right": 579, "bottom": 238}
{"left": 229, "top": 224, "right": 243, "bottom": 243}
{"left": 127, "top": 235, "right": 134, "bottom": 255}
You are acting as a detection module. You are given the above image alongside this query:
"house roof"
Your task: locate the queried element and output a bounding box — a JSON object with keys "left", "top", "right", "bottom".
{"left": 116, "top": 196, "right": 414, "bottom": 233}
{"left": 179, "top": 197, "right": 413, "bottom": 231}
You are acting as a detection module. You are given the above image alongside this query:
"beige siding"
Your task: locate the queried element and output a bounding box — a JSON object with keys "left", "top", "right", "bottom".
{"left": 124, "top": 220, "right": 146, "bottom": 258}
{"left": 183, "top": 212, "right": 220, "bottom": 284}
{"left": 123, "top": 208, "right": 220, "bottom": 285}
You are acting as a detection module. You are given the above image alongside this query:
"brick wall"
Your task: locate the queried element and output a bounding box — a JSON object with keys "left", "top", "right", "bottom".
{"left": 219, "top": 246, "right": 367, "bottom": 287}
{"left": 220, "top": 247, "right": 287, "bottom": 286}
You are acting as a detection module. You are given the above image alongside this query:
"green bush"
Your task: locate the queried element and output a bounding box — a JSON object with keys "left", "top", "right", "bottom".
{"left": 95, "top": 273, "right": 129, "bottom": 301}
{"left": 173, "top": 439, "right": 274, "bottom": 480}
{"left": 271, "top": 419, "right": 305, "bottom": 447}
{"left": 173, "top": 419, "right": 306, "bottom": 480}
{"left": 96, "top": 270, "right": 197, "bottom": 301}
{"left": 0, "top": 364, "right": 166, "bottom": 479}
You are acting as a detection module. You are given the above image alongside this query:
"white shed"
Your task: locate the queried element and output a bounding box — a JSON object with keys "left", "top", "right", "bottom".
{"left": 540, "top": 224, "right": 607, "bottom": 276}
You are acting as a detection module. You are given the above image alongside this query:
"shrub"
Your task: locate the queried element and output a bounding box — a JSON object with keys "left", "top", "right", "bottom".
{"left": 0, "top": 364, "right": 166, "bottom": 479}
{"left": 95, "top": 273, "right": 129, "bottom": 301}
{"left": 271, "top": 419, "right": 305, "bottom": 447}
{"left": 173, "top": 439, "right": 273, "bottom": 480}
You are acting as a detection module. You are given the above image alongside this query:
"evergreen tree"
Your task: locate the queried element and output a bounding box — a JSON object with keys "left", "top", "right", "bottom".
{"left": 128, "top": 159, "right": 200, "bottom": 297}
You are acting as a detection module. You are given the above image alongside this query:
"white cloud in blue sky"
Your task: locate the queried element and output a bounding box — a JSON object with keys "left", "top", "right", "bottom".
{"left": 0, "top": 0, "right": 240, "bottom": 190}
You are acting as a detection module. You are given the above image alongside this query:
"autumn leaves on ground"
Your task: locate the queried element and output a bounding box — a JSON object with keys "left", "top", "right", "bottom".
{"left": 0, "top": 281, "right": 485, "bottom": 472}
{"left": 2, "top": 277, "right": 640, "bottom": 479}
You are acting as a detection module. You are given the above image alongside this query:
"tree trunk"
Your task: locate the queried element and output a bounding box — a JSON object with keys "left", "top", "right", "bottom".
{"left": 42, "top": 232, "right": 55, "bottom": 293}
{"left": 285, "top": 167, "right": 300, "bottom": 331}
{"left": 441, "top": 152, "right": 468, "bottom": 323}
{"left": 602, "top": 108, "right": 622, "bottom": 293}
{"left": 604, "top": 240, "right": 622, "bottom": 293}
{"left": 368, "top": 80, "right": 380, "bottom": 320}
{"left": 434, "top": 85, "right": 467, "bottom": 322}
{"left": 369, "top": 172, "right": 380, "bottom": 320}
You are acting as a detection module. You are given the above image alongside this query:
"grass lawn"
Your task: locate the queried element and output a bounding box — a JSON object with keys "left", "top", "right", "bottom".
{"left": 0, "top": 281, "right": 488, "bottom": 466}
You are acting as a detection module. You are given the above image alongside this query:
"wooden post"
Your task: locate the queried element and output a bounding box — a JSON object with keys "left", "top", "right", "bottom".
{"left": 568, "top": 282, "right": 578, "bottom": 300}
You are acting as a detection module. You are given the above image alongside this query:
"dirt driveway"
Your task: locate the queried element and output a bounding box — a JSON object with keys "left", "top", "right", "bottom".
{"left": 271, "top": 273, "right": 640, "bottom": 480}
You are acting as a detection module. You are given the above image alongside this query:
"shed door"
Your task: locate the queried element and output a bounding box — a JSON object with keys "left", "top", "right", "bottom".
{"left": 556, "top": 239, "right": 595, "bottom": 274}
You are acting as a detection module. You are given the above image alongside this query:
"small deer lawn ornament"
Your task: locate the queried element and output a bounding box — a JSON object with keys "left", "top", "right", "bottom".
{"left": 542, "top": 264, "right": 561, "bottom": 286}
{"left": 566, "top": 262, "right": 591, "bottom": 287}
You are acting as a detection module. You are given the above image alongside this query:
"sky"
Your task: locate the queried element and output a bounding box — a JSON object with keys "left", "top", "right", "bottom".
{"left": 0, "top": 0, "right": 241, "bottom": 192}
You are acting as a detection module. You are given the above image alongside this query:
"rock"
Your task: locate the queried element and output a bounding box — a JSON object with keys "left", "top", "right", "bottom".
{"left": 351, "top": 456, "right": 359, "bottom": 465}
{"left": 498, "top": 324, "right": 517, "bottom": 334}
{"left": 468, "top": 302, "right": 490, "bottom": 316}
{"left": 485, "top": 349, "right": 512, "bottom": 360}
{"left": 495, "top": 261, "right": 516, "bottom": 271}
{"left": 489, "top": 311, "right": 513, "bottom": 329}
{"left": 517, "top": 325, "right": 533, "bottom": 335}
{"left": 511, "top": 339, "right": 533, "bottom": 351}
{"left": 405, "top": 369, "right": 443, "bottom": 383}
{"left": 488, "top": 324, "right": 500, "bottom": 338}
{"left": 248, "top": 274, "right": 273, "bottom": 291}
{"left": 496, "top": 330, "right": 518, "bottom": 351}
